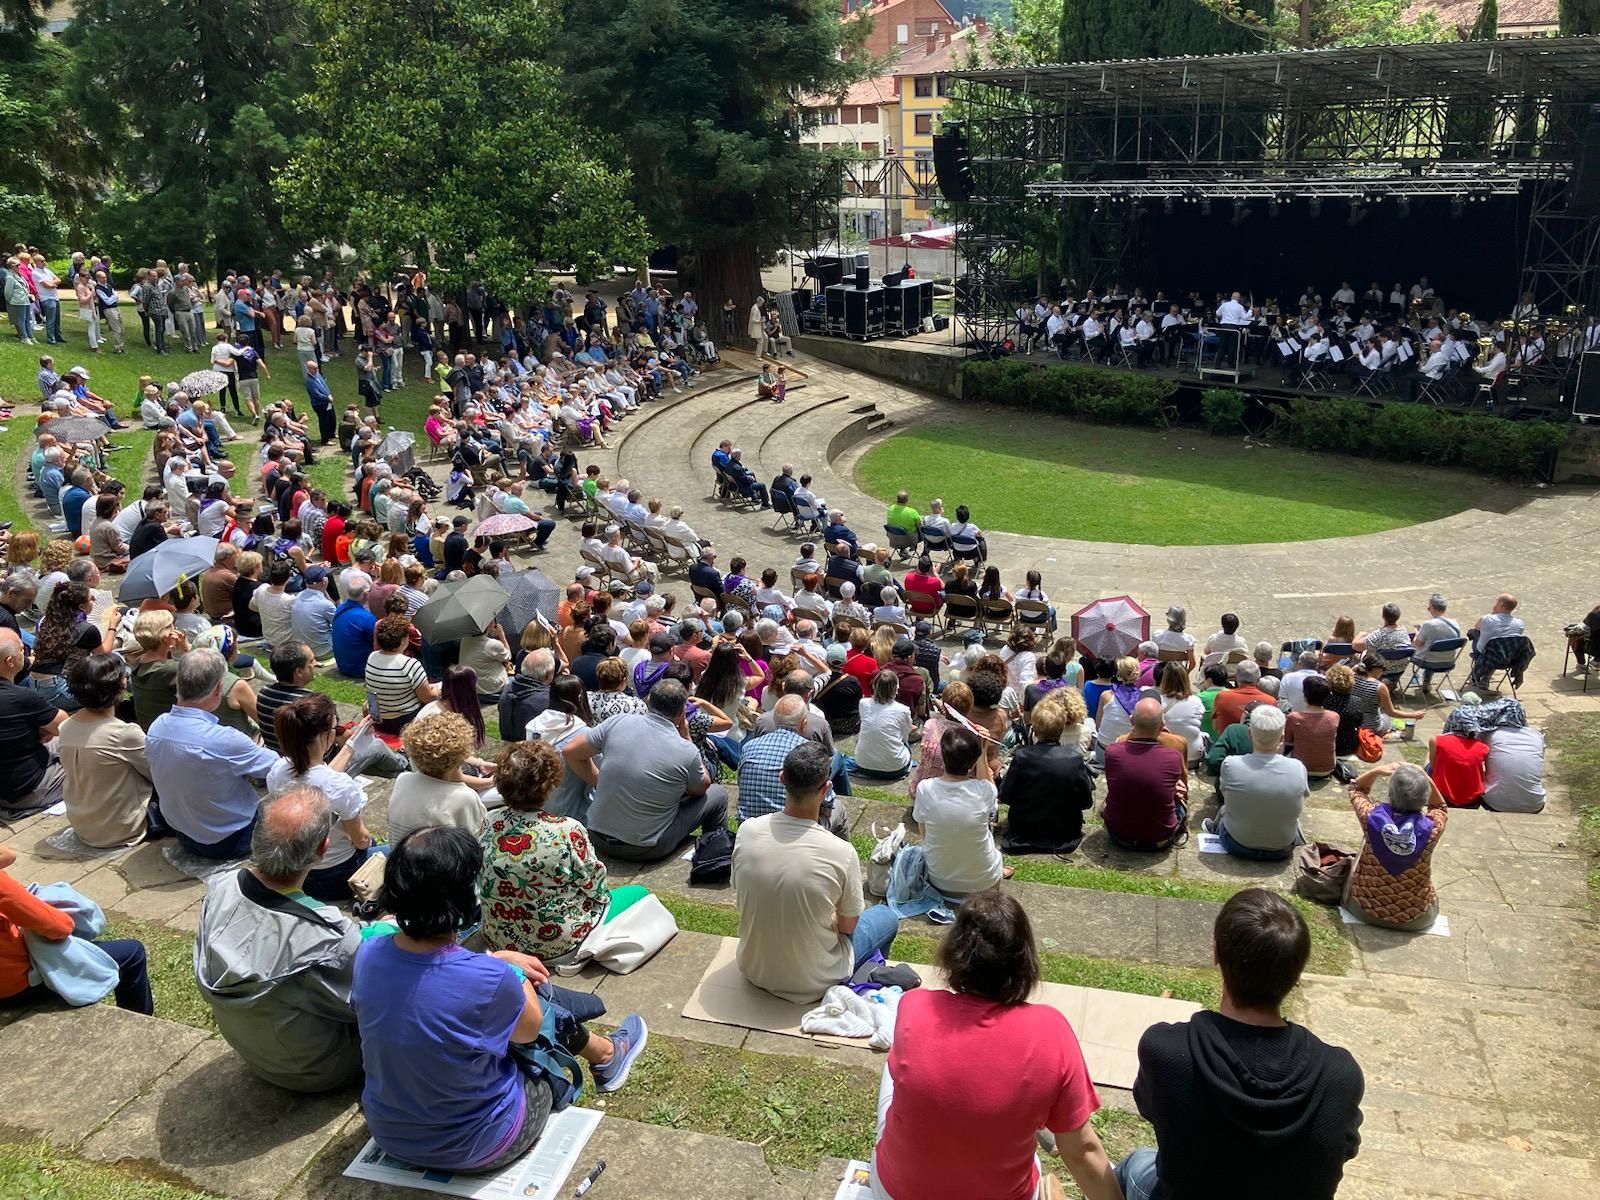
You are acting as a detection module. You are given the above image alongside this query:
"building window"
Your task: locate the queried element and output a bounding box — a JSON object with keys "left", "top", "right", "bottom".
{"left": 936, "top": 75, "right": 951, "bottom": 96}
{"left": 914, "top": 114, "right": 932, "bottom": 135}
{"left": 821, "top": 107, "right": 838, "bottom": 125}
{"left": 859, "top": 142, "right": 878, "bottom": 157}
{"left": 896, "top": 23, "right": 908, "bottom": 43}
{"left": 913, "top": 76, "right": 934, "bottom": 98}
{"left": 841, "top": 105, "right": 857, "bottom": 124}
{"left": 858, "top": 104, "right": 876, "bottom": 124}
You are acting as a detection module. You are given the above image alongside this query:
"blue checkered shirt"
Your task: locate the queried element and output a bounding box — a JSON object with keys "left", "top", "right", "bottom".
{"left": 735, "top": 728, "right": 809, "bottom": 821}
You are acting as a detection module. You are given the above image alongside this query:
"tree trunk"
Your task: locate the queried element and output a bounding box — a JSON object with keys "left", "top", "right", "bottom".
{"left": 689, "top": 238, "right": 764, "bottom": 348}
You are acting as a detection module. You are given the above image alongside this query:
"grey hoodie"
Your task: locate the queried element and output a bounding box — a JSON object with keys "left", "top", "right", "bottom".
{"left": 193, "top": 869, "right": 364, "bottom": 1093}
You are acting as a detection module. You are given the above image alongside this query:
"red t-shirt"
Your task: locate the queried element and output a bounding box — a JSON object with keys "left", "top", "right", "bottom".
{"left": 321, "top": 514, "right": 346, "bottom": 564}
{"left": 843, "top": 650, "right": 881, "bottom": 689}
{"left": 1211, "top": 684, "right": 1272, "bottom": 734}
{"left": 875, "top": 990, "right": 1100, "bottom": 1200}
{"left": 1431, "top": 733, "right": 1488, "bottom": 805}
{"left": 902, "top": 571, "right": 944, "bottom": 610}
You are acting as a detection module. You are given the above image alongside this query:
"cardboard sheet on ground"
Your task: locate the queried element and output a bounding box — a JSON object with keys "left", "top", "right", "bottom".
{"left": 1340, "top": 907, "right": 1451, "bottom": 937}
{"left": 342, "top": 1107, "right": 601, "bottom": 1197}
{"left": 681, "top": 937, "right": 1199, "bottom": 1089}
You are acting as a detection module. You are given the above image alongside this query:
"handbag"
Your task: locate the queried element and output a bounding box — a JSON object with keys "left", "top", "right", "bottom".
{"left": 1356, "top": 728, "right": 1385, "bottom": 763}
{"left": 1292, "top": 842, "right": 1356, "bottom": 904}
{"left": 865, "top": 822, "right": 907, "bottom": 899}
{"left": 348, "top": 850, "right": 387, "bottom": 903}
{"left": 554, "top": 892, "right": 678, "bottom": 976}
{"left": 688, "top": 825, "right": 735, "bottom": 885}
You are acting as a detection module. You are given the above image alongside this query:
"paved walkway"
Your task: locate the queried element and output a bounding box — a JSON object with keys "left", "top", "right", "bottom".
{"left": 2, "top": 345, "right": 1597, "bottom": 1198}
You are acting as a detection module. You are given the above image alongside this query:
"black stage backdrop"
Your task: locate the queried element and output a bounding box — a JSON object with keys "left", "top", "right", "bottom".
{"left": 1107, "top": 192, "right": 1525, "bottom": 316}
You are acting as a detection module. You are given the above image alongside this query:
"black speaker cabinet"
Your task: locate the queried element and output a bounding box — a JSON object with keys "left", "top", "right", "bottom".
{"left": 842, "top": 284, "right": 886, "bottom": 339}
{"left": 1575, "top": 351, "right": 1600, "bottom": 417}
{"left": 825, "top": 285, "right": 848, "bottom": 328}
{"left": 886, "top": 280, "right": 934, "bottom": 334}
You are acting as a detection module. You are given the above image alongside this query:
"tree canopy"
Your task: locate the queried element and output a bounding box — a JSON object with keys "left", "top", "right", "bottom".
{"left": 280, "top": 0, "right": 649, "bottom": 299}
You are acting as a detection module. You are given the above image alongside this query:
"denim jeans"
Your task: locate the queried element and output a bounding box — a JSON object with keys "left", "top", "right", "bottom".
{"left": 839, "top": 755, "right": 910, "bottom": 782}
{"left": 1218, "top": 821, "right": 1294, "bottom": 862}
{"left": 7, "top": 303, "right": 32, "bottom": 340}
{"left": 1115, "top": 1149, "right": 1161, "bottom": 1200}
{"left": 849, "top": 904, "right": 901, "bottom": 969}
{"left": 40, "top": 298, "right": 62, "bottom": 343}
{"left": 303, "top": 842, "right": 387, "bottom": 901}
{"left": 179, "top": 816, "right": 257, "bottom": 861}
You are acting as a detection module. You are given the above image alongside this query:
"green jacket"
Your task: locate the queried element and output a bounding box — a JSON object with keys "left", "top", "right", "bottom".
{"left": 1203, "top": 721, "right": 1254, "bottom": 778}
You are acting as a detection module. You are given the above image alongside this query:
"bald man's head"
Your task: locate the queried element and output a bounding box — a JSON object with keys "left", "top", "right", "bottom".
{"left": 250, "top": 785, "right": 334, "bottom": 884}
{"left": 1130, "top": 697, "right": 1165, "bottom": 736}
{"left": 0, "top": 628, "right": 24, "bottom": 681}
{"left": 773, "top": 693, "right": 809, "bottom": 732}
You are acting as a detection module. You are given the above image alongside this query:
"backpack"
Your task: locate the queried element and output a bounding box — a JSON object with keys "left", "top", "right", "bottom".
{"left": 687, "top": 825, "right": 735, "bottom": 885}
{"left": 1293, "top": 842, "right": 1356, "bottom": 905}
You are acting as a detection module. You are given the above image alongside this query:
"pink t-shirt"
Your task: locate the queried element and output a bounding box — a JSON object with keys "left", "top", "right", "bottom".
{"left": 875, "top": 990, "right": 1100, "bottom": 1200}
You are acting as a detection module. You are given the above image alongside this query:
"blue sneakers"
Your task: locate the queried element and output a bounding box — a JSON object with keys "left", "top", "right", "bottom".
{"left": 592, "top": 1014, "right": 648, "bottom": 1093}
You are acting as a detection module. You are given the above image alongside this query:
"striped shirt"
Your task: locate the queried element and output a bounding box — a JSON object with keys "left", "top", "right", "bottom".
{"left": 365, "top": 651, "right": 428, "bottom": 720}
{"left": 255, "top": 682, "right": 309, "bottom": 755}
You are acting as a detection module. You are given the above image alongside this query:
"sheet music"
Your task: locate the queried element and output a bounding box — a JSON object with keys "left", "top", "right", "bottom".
{"left": 1328, "top": 346, "right": 1345, "bottom": 362}
{"left": 1277, "top": 341, "right": 1294, "bottom": 358}
{"left": 1286, "top": 337, "right": 1302, "bottom": 352}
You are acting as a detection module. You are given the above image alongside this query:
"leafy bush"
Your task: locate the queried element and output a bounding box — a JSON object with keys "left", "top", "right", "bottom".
{"left": 962, "top": 362, "right": 1566, "bottom": 481}
{"left": 1200, "top": 388, "right": 1248, "bottom": 435}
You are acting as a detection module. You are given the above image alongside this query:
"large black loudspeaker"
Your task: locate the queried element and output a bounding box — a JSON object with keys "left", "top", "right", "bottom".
{"left": 931, "top": 123, "right": 975, "bottom": 202}
{"left": 842, "top": 285, "right": 886, "bottom": 339}
{"left": 854, "top": 265, "right": 871, "bottom": 289}
{"left": 1568, "top": 104, "right": 1600, "bottom": 216}
{"left": 886, "top": 280, "right": 934, "bottom": 334}
{"left": 1575, "top": 351, "right": 1600, "bottom": 417}
{"left": 804, "top": 256, "right": 844, "bottom": 289}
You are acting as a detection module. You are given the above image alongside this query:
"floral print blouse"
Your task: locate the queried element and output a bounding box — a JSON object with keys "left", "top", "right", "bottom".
{"left": 478, "top": 809, "right": 608, "bottom": 960}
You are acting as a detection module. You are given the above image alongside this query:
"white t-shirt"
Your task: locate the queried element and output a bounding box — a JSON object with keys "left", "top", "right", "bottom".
{"left": 913, "top": 777, "right": 1002, "bottom": 895}
{"left": 1160, "top": 695, "right": 1206, "bottom": 761}
{"left": 266, "top": 762, "right": 368, "bottom": 868}
{"left": 1154, "top": 629, "right": 1195, "bottom": 655}
{"left": 251, "top": 587, "right": 297, "bottom": 649}
{"left": 386, "top": 772, "right": 487, "bottom": 847}
{"left": 855, "top": 699, "right": 912, "bottom": 773}
{"left": 459, "top": 635, "right": 511, "bottom": 694}
{"left": 732, "top": 812, "right": 862, "bottom": 1005}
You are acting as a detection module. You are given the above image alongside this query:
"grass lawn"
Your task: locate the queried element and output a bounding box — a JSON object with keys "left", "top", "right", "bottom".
{"left": 0, "top": 312, "right": 442, "bottom": 537}
{"left": 0, "top": 1140, "right": 219, "bottom": 1200}
{"left": 854, "top": 417, "right": 1499, "bottom": 545}
{"left": 1548, "top": 712, "right": 1600, "bottom": 903}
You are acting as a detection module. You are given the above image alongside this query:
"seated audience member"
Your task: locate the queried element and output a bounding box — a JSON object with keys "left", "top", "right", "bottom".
{"left": 194, "top": 786, "right": 364, "bottom": 1091}
{"left": 1102, "top": 699, "right": 1187, "bottom": 851}
{"left": 388, "top": 712, "right": 491, "bottom": 846}
{"left": 58, "top": 654, "right": 154, "bottom": 847}
{"left": 478, "top": 740, "right": 608, "bottom": 961}
{"left": 1115, "top": 889, "right": 1364, "bottom": 1200}
{"left": 813, "top": 644, "right": 864, "bottom": 738}
{"left": 913, "top": 726, "right": 1007, "bottom": 896}
{"left": 330, "top": 576, "right": 378, "bottom": 678}
{"left": 846, "top": 669, "right": 913, "bottom": 780}
{"left": 1211, "top": 660, "right": 1272, "bottom": 733}
{"left": 1411, "top": 592, "right": 1463, "bottom": 691}
{"left": 1355, "top": 601, "right": 1411, "bottom": 658}
{"left": 267, "top": 695, "right": 382, "bottom": 900}
{"left": 1483, "top": 723, "right": 1546, "bottom": 814}
{"left": 290, "top": 567, "right": 337, "bottom": 661}
{"left": 1154, "top": 603, "right": 1196, "bottom": 668}
{"left": 1470, "top": 592, "right": 1524, "bottom": 660}
{"left": 1195, "top": 663, "right": 1229, "bottom": 736}
{"left": 1349, "top": 652, "right": 1425, "bottom": 735}
{"left": 147, "top": 649, "right": 283, "bottom": 859}
{"left": 999, "top": 694, "right": 1094, "bottom": 855}
{"left": 1278, "top": 650, "right": 1323, "bottom": 712}
{"left": 1284, "top": 676, "right": 1339, "bottom": 779}
{"left": 1157, "top": 663, "right": 1205, "bottom": 765}
{"left": 733, "top": 742, "right": 900, "bottom": 1003}
{"left": 1210, "top": 705, "right": 1308, "bottom": 861}
{"left": 1093, "top": 656, "right": 1141, "bottom": 747}
{"left": 737, "top": 695, "right": 813, "bottom": 820}
{"left": 1203, "top": 611, "right": 1249, "bottom": 663}
{"left": 350, "top": 827, "right": 646, "bottom": 1174}
{"left": 128, "top": 609, "right": 185, "bottom": 728}
{"left": 1344, "top": 763, "right": 1448, "bottom": 931}
{"left": 500, "top": 648, "right": 555, "bottom": 736}
{"left": 0, "top": 842, "right": 153, "bottom": 1015}
{"left": 871, "top": 892, "right": 1120, "bottom": 1200}
{"left": 562, "top": 679, "right": 728, "bottom": 862}
{"left": 365, "top": 614, "right": 437, "bottom": 733}
{"left": 1426, "top": 729, "right": 1488, "bottom": 807}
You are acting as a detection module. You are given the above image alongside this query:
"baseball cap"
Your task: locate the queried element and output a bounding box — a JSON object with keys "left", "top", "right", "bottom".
{"left": 914, "top": 620, "right": 932, "bottom": 638}
{"left": 68, "top": 365, "right": 90, "bottom": 380}
{"left": 303, "top": 565, "right": 331, "bottom": 584}
{"left": 962, "top": 628, "right": 984, "bottom": 644}
{"left": 606, "top": 579, "right": 627, "bottom": 593}
{"left": 634, "top": 579, "right": 653, "bottom": 595}
{"left": 575, "top": 566, "right": 595, "bottom": 581}
{"left": 649, "top": 631, "right": 678, "bottom": 653}
{"left": 893, "top": 636, "right": 915, "bottom": 657}
{"left": 826, "top": 644, "right": 848, "bottom": 666}
{"left": 452, "top": 515, "right": 470, "bottom": 527}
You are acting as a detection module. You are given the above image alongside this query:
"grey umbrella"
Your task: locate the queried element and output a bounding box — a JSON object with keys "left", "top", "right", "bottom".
{"left": 178, "top": 369, "right": 230, "bottom": 397}
{"left": 412, "top": 575, "right": 511, "bottom": 642}
{"left": 495, "top": 568, "right": 561, "bottom": 637}
{"left": 39, "top": 417, "right": 111, "bottom": 445}
{"left": 120, "top": 536, "right": 221, "bottom": 602}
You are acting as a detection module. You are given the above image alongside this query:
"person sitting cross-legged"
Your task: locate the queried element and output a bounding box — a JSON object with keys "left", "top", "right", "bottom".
{"left": 561, "top": 678, "right": 729, "bottom": 862}
{"left": 913, "top": 725, "right": 1011, "bottom": 896}
{"left": 1207, "top": 703, "right": 1308, "bottom": 861}
{"left": 732, "top": 741, "right": 901, "bottom": 1004}
{"left": 194, "top": 785, "right": 366, "bottom": 1092}
{"left": 870, "top": 891, "right": 1122, "bottom": 1200}
{"left": 1102, "top": 698, "right": 1188, "bottom": 852}
{"left": 737, "top": 694, "right": 849, "bottom": 835}
{"left": 1114, "top": 889, "right": 1365, "bottom": 1200}
{"left": 350, "top": 826, "right": 648, "bottom": 1175}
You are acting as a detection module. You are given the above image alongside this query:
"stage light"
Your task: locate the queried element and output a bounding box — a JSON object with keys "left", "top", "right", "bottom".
{"left": 1268, "top": 198, "right": 1280, "bottom": 217}
{"left": 1346, "top": 200, "right": 1366, "bottom": 226}
{"left": 1451, "top": 197, "right": 1465, "bottom": 216}
{"left": 1397, "top": 196, "right": 1410, "bottom": 217}
{"left": 1231, "top": 201, "right": 1252, "bottom": 225}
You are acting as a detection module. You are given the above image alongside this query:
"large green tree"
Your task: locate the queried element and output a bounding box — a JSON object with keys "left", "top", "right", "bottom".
{"left": 1560, "top": 0, "right": 1600, "bottom": 33}
{"left": 0, "top": 32, "right": 100, "bottom": 250}
{"left": 65, "top": 0, "right": 312, "bottom": 275}
{"left": 552, "top": 0, "right": 867, "bottom": 342}
{"left": 1061, "top": 0, "right": 1271, "bottom": 63}
{"left": 280, "top": 0, "right": 648, "bottom": 302}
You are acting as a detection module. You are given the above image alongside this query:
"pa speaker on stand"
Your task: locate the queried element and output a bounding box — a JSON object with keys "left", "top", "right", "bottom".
{"left": 931, "top": 121, "right": 975, "bottom": 203}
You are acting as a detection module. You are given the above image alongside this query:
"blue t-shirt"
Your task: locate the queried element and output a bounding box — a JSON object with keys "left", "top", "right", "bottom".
{"left": 331, "top": 600, "right": 377, "bottom": 678}
{"left": 233, "top": 297, "right": 256, "bottom": 332}
{"left": 352, "top": 938, "right": 528, "bottom": 1170}
{"left": 62, "top": 484, "right": 92, "bottom": 536}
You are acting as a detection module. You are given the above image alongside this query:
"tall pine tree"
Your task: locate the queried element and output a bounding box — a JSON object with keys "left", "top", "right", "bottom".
{"left": 65, "top": 0, "right": 313, "bottom": 275}
{"left": 552, "top": 0, "right": 867, "bottom": 342}
{"left": 1060, "top": 0, "right": 1271, "bottom": 63}
{"left": 1560, "top": 0, "right": 1600, "bottom": 34}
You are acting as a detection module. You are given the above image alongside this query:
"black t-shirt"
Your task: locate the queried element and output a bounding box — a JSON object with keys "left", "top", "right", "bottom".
{"left": 1133, "top": 1011, "right": 1364, "bottom": 1200}
{"left": 442, "top": 531, "right": 468, "bottom": 573}
{"left": 129, "top": 520, "right": 169, "bottom": 561}
{"left": 255, "top": 682, "right": 309, "bottom": 755}
{"left": 0, "top": 679, "right": 53, "bottom": 802}
{"left": 233, "top": 577, "right": 264, "bottom": 637}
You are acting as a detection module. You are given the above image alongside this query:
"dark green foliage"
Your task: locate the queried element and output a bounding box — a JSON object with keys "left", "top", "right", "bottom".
{"left": 1560, "top": 0, "right": 1600, "bottom": 34}
{"left": 1200, "top": 388, "right": 1249, "bottom": 434}
{"left": 1060, "top": 0, "right": 1271, "bottom": 64}
{"left": 964, "top": 360, "right": 1174, "bottom": 425}
{"left": 0, "top": 33, "right": 99, "bottom": 249}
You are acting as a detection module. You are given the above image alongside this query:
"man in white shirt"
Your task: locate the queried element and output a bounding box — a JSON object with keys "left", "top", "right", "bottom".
{"left": 1409, "top": 337, "right": 1450, "bottom": 401}
{"left": 1332, "top": 281, "right": 1356, "bottom": 306}
{"left": 1475, "top": 344, "right": 1507, "bottom": 389}
{"left": 1133, "top": 313, "right": 1155, "bottom": 366}
{"left": 1471, "top": 593, "right": 1525, "bottom": 658}
{"left": 731, "top": 741, "right": 899, "bottom": 1004}
{"left": 1278, "top": 651, "right": 1323, "bottom": 712}
{"left": 1046, "top": 306, "right": 1068, "bottom": 358}
{"left": 1408, "top": 277, "right": 1434, "bottom": 304}
{"left": 1216, "top": 291, "right": 1250, "bottom": 325}
{"left": 600, "top": 525, "right": 657, "bottom": 583}
{"left": 1080, "top": 313, "right": 1104, "bottom": 361}
{"left": 1411, "top": 592, "right": 1463, "bottom": 692}
{"left": 921, "top": 498, "right": 951, "bottom": 540}
{"left": 661, "top": 505, "right": 706, "bottom": 555}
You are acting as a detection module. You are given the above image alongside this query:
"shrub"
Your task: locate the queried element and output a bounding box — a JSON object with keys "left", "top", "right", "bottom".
{"left": 1200, "top": 388, "right": 1248, "bottom": 435}
{"left": 1287, "top": 396, "right": 1371, "bottom": 454}
{"left": 1369, "top": 404, "right": 1453, "bottom": 465}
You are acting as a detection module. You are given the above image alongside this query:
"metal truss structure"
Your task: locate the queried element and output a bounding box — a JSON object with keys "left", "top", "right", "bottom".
{"left": 947, "top": 36, "right": 1600, "bottom": 356}
{"left": 786, "top": 153, "right": 941, "bottom": 270}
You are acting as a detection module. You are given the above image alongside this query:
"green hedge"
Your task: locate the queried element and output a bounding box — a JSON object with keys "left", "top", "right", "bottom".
{"left": 963, "top": 360, "right": 1174, "bottom": 427}
{"left": 961, "top": 360, "right": 1567, "bottom": 482}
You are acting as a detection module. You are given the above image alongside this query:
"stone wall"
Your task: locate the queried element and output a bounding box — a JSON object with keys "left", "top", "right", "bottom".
{"left": 795, "top": 334, "right": 964, "bottom": 400}
{"left": 1554, "top": 420, "right": 1600, "bottom": 483}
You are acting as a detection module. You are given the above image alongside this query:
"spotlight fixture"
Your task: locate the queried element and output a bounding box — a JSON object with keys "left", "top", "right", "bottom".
{"left": 1397, "top": 196, "right": 1410, "bottom": 217}
{"left": 1451, "top": 197, "right": 1465, "bottom": 217}
{"left": 1231, "top": 201, "right": 1252, "bottom": 225}
{"left": 1346, "top": 200, "right": 1366, "bottom": 226}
